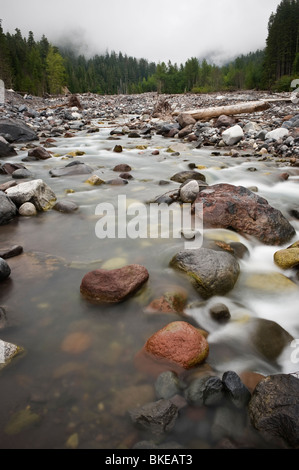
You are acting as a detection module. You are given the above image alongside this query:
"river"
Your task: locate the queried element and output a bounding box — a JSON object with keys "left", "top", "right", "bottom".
{"left": 0, "top": 115, "right": 299, "bottom": 449}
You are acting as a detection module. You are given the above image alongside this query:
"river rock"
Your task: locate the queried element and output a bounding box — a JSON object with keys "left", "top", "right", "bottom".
{"left": 0, "top": 118, "right": 37, "bottom": 143}
{"left": 0, "top": 258, "right": 11, "bottom": 281}
{"left": 265, "top": 128, "right": 289, "bottom": 141}
{"left": 222, "top": 371, "right": 251, "bottom": 409}
{"left": 0, "top": 140, "right": 17, "bottom": 157}
{"left": 155, "top": 371, "right": 183, "bottom": 400}
{"left": 0, "top": 192, "right": 18, "bottom": 225}
{"left": 113, "top": 164, "right": 132, "bottom": 172}
{"left": 6, "top": 179, "right": 57, "bottom": 211}
{"left": 80, "top": 264, "right": 149, "bottom": 303}
{"left": 12, "top": 168, "right": 33, "bottom": 179}
{"left": 49, "top": 161, "right": 93, "bottom": 177}
{"left": 179, "top": 180, "right": 201, "bottom": 203}
{"left": 0, "top": 339, "right": 24, "bottom": 371}
{"left": 0, "top": 245, "right": 23, "bottom": 259}
{"left": 209, "top": 303, "right": 231, "bottom": 323}
{"left": 251, "top": 318, "right": 293, "bottom": 361}
{"left": 248, "top": 374, "right": 299, "bottom": 448}
{"left": 26, "top": 146, "right": 52, "bottom": 160}
{"left": 274, "top": 246, "right": 299, "bottom": 270}
{"left": 145, "top": 321, "right": 209, "bottom": 370}
{"left": 177, "top": 113, "right": 196, "bottom": 128}
{"left": 192, "top": 184, "right": 296, "bottom": 246}
{"left": 170, "top": 171, "right": 206, "bottom": 184}
{"left": 53, "top": 200, "right": 78, "bottom": 213}
{"left": 170, "top": 248, "right": 240, "bottom": 299}
{"left": 184, "top": 375, "right": 224, "bottom": 406}
{"left": 129, "top": 398, "right": 179, "bottom": 436}
{"left": 222, "top": 125, "right": 244, "bottom": 145}
{"left": 18, "top": 202, "right": 37, "bottom": 216}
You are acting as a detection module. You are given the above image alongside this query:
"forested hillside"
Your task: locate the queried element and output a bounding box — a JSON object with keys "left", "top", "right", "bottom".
{"left": 0, "top": 0, "right": 298, "bottom": 96}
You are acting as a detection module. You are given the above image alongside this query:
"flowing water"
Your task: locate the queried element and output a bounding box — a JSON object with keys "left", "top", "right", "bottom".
{"left": 0, "top": 116, "right": 299, "bottom": 449}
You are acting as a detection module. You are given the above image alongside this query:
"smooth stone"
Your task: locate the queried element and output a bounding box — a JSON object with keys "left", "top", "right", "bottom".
{"left": 274, "top": 247, "right": 299, "bottom": 270}
{"left": 0, "top": 245, "right": 23, "bottom": 259}
{"left": 85, "top": 175, "right": 105, "bottom": 185}
{"left": 49, "top": 161, "right": 93, "bottom": 177}
{"left": 27, "top": 146, "right": 52, "bottom": 160}
{"left": 80, "top": 264, "right": 149, "bottom": 303}
{"left": 170, "top": 171, "right": 206, "bottom": 184}
{"left": 222, "top": 125, "right": 244, "bottom": 145}
{"left": 53, "top": 200, "right": 78, "bottom": 213}
{"left": 145, "top": 321, "right": 209, "bottom": 370}
{"left": 113, "top": 164, "right": 132, "bottom": 172}
{"left": 18, "top": 202, "right": 37, "bottom": 216}
{"left": 170, "top": 248, "right": 240, "bottom": 299}
{"left": 0, "top": 140, "right": 17, "bottom": 157}
{"left": 180, "top": 180, "right": 200, "bottom": 203}
{"left": 129, "top": 399, "right": 179, "bottom": 436}
{"left": 6, "top": 179, "right": 57, "bottom": 211}
{"left": 12, "top": 168, "right": 33, "bottom": 179}
{"left": 0, "top": 191, "right": 17, "bottom": 225}
{"left": 0, "top": 258, "right": 11, "bottom": 281}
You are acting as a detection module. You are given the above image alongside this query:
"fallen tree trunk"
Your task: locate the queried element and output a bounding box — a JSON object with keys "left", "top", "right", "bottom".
{"left": 174, "top": 101, "right": 271, "bottom": 121}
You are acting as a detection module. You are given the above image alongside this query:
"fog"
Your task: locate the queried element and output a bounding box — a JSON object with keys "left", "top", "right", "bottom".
{"left": 1, "top": 0, "right": 282, "bottom": 64}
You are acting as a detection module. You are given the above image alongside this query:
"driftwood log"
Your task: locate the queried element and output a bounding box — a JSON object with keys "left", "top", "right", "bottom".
{"left": 174, "top": 101, "right": 271, "bottom": 121}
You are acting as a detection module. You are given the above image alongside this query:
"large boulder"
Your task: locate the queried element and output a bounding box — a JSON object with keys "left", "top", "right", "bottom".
{"left": 248, "top": 374, "right": 299, "bottom": 448}
{"left": 144, "top": 321, "right": 209, "bottom": 370}
{"left": 0, "top": 118, "right": 37, "bottom": 143}
{"left": 80, "top": 264, "right": 149, "bottom": 303}
{"left": 192, "top": 184, "right": 295, "bottom": 246}
{"left": 0, "top": 192, "right": 17, "bottom": 225}
{"left": 170, "top": 248, "right": 240, "bottom": 299}
{"left": 5, "top": 179, "right": 57, "bottom": 211}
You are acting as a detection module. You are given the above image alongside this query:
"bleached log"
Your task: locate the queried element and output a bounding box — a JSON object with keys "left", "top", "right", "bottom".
{"left": 174, "top": 101, "right": 271, "bottom": 121}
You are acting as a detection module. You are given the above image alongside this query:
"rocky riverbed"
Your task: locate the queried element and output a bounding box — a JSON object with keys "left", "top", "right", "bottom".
{"left": 0, "top": 88, "right": 299, "bottom": 449}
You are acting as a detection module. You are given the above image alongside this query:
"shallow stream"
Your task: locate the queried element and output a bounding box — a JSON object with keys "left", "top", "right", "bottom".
{"left": 0, "top": 116, "right": 299, "bottom": 449}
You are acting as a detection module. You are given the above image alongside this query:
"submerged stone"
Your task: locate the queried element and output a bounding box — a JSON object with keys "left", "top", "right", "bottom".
{"left": 80, "top": 264, "right": 149, "bottom": 303}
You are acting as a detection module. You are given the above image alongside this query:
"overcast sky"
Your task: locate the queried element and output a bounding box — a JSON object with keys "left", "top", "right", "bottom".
{"left": 1, "top": 0, "right": 282, "bottom": 65}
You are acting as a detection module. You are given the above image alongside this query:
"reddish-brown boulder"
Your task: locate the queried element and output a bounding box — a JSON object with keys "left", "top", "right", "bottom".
{"left": 192, "top": 183, "right": 295, "bottom": 246}
{"left": 80, "top": 264, "right": 149, "bottom": 303}
{"left": 144, "top": 321, "right": 209, "bottom": 370}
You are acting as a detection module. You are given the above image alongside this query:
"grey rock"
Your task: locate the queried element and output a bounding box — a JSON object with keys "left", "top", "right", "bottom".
{"left": 0, "top": 118, "right": 38, "bottom": 143}
{"left": 19, "top": 202, "right": 37, "bottom": 216}
{"left": 155, "top": 371, "right": 183, "bottom": 400}
{"left": 129, "top": 399, "right": 179, "bottom": 436}
{"left": 0, "top": 140, "right": 17, "bottom": 158}
{"left": 184, "top": 375, "right": 224, "bottom": 407}
{"left": 170, "top": 248, "right": 240, "bottom": 299}
{"left": 0, "top": 192, "right": 17, "bottom": 225}
{"left": 50, "top": 161, "right": 93, "bottom": 177}
{"left": 180, "top": 180, "right": 200, "bottom": 203}
{"left": 222, "top": 371, "right": 251, "bottom": 408}
{"left": 12, "top": 168, "right": 33, "bottom": 179}
{"left": 170, "top": 171, "right": 206, "bottom": 184}
{"left": 222, "top": 125, "right": 244, "bottom": 146}
{"left": 265, "top": 128, "right": 289, "bottom": 141}
{"left": 53, "top": 200, "right": 78, "bottom": 213}
{"left": 0, "top": 258, "right": 11, "bottom": 281}
{"left": 249, "top": 374, "right": 299, "bottom": 448}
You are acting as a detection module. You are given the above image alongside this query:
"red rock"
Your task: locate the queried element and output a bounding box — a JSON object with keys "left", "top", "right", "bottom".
{"left": 192, "top": 183, "right": 295, "bottom": 246}
{"left": 28, "top": 147, "right": 52, "bottom": 160}
{"left": 80, "top": 264, "right": 149, "bottom": 303}
{"left": 144, "top": 321, "right": 209, "bottom": 370}
{"left": 113, "top": 164, "right": 131, "bottom": 172}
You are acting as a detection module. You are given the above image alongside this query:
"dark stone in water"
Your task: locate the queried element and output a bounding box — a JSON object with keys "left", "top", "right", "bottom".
{"left": 0, "top": 118, "right": 38, "bottom": 143}
{"left": 80, "top": 264, "right": 149, "bottom": 304}
{"left": 53, "top": 200, "right": 78, "bottom": 213}
{"left": 129, "top": 399, "right": 179, "bottom": 436}
{"left": 0, "top": 140, "right": 17, "bottom": 158}
{"left": 0, "top": 258, "right": 11, "bottom": 281}
{"left": 50, "top": 161, "right": 93, "bottom": 177}
{"left": 170, "top": 171, "right": 206, "bottom": 184}
{"left": 222, "top": 371, "right": 251, "bottom": 409}
{"left": 249, "top": 374, "right": 299, "bottom": 448}
{"left": 0, "top": 245, "right": 23, "bottom": 260}
{"left": 0, "top": 192, "right": 17, "bottom": 225}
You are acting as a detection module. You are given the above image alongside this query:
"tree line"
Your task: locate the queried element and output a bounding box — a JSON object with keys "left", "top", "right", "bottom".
{"left": 0, "top": 0, "right": 298, "bottom": 96}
